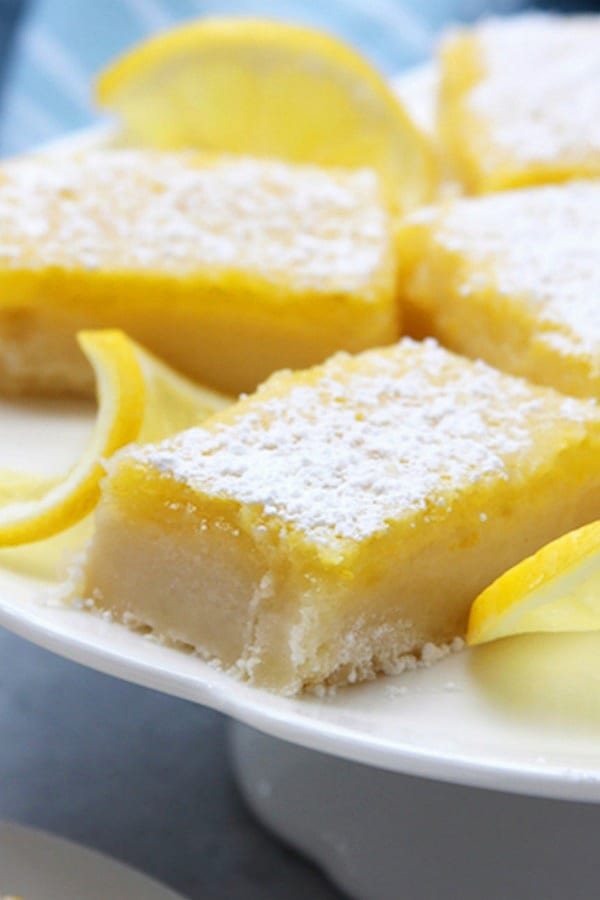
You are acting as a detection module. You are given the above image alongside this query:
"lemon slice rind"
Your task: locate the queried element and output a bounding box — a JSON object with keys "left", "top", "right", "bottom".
{"left": 135, "top": 339, "right": 231, "bottom": 443}
{"left": 467, "top": 521, "right": 600, "bottom": 645}
{"left": 0, "top": 331, "right": 145, "bottom": 547}
{"left": 0, "top": 330, "right": 232, "bottom": 548}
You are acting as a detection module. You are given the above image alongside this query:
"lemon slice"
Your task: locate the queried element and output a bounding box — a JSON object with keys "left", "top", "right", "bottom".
{"left": 0, "top": 330, "right": 230, "bottom": 547}
{"left": 135, "top": 337, "right": 231, "bottom": 443}
{"left": 468, "top": 521, "right": 600, "bottom": 645}
{"left": 96, "top": 17, "right": 434, "bottom": 211}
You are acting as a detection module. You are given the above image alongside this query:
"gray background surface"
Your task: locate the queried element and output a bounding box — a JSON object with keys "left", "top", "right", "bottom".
{"left": 0, "top": 628, "right": 342, "bottom": 898}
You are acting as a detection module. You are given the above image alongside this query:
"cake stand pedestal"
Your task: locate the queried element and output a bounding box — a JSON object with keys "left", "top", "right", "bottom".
{"left": 230, "top": 722, "right": 600, "bottom": 900}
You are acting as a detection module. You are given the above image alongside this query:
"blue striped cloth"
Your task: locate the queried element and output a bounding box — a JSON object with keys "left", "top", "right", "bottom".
{"left": 0, "top": 0, "right": 523, "bottom": 156}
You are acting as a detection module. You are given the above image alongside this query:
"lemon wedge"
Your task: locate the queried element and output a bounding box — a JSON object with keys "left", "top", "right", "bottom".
{"left": 468, "top": 521, "right": 600, "bottom": 645}
{"left": 96, "top": 17, "right": 434, "bottom": 211}
{"left": 0, "top": 330, "right": 230, "bottom": 547}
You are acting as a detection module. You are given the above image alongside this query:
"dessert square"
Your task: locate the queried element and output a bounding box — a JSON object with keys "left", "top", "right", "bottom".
{"left": 398, "top": 180, "right": 600, "bottom": 400}
{"left": 75, "top": 339, "right": 600, "bottom": 694}
{"left": 439, "top": 14, "right": 600, "bottom": 192}
{"left": 0, "top": 149, "right": 398, "bottom": 397}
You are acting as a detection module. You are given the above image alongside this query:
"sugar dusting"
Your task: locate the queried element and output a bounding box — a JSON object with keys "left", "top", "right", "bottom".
{"left": 129, "top": 339, "right": 597, "bottom": 545}
{"left": 468, "top": 14, "right": 600, "bottom": 168}
{"left": 0, "top": 150, "right": 389, "bottom": 294}
{"left": 430, "top": 180, "right": 600, "bottom": 364}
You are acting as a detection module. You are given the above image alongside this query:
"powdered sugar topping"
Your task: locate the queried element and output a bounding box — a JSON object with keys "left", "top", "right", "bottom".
{"left": 0, "top": 150, "right": 390, "bottom": 294}
{"left": 468, "top": 14, "right": 600, "bottom": 168}
{"left": 433, "top": 180, "right": 600, "bottom": 364}
{"left": 130, "top": 339, "right": 597, "bottom": 546}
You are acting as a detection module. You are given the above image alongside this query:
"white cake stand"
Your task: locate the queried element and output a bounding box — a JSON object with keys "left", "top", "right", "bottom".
{"left": 229, "top": 723, "right": 600, "bottom": 900}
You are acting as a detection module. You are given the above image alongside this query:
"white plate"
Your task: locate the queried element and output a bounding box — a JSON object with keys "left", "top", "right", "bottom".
{"left": 2, "top": 400, "right": 600, "bottom": 804}
{"left": 0, "top": 821, "right": 183, "bottom": 899}
{"left": 2, "top": 109, "right": 600, "bottom": 806}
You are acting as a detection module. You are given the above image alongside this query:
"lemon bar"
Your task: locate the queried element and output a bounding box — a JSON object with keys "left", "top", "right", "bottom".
{"left": 439, "top": 14, "right": 600, "bottom": 193}
{"left": 398, "top": 181, "right": 600, "bottom": 400}
{"left": 75, "top": 338, "right": 600, "bottom": 694}
{"left": 0, "top": 149, "right": 398, "bottom": 397}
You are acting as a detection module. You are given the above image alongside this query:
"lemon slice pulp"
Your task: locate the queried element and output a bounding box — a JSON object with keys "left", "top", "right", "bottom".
{"left": 96, "top": 17, "right": 435, "bottom": 211}
{"left": 468, "top": 521, "right": 600, "bottom": 645}
{"left": 0, "top": 330, "right": 231, "bottom": 547}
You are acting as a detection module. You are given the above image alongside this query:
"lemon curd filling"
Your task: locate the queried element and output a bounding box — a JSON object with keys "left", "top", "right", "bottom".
{"left": 439, "top": 14, "right": 600, "bottom": 193}
{"left": 75, "top": 339, "right": 600, "bottom": 695}
{"left": 0, "top": 149, "right": 398, "bottom": 398}
{"left": 398, "top": 181, "right": 600, "bottom": 400}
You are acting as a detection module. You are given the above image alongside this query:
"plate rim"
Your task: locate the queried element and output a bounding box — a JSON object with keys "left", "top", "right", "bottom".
{"left": 2, "top": 587, "right": 600, "bottom": 804}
